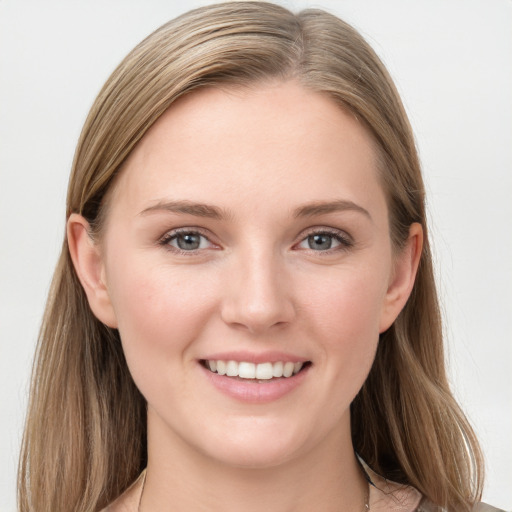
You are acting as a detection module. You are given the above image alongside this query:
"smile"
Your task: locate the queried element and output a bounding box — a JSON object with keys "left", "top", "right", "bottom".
{"left": 204, "top": 360, "right": 306, "bottom": 380}
{"left": 200, "top": 357, "right": 311, "bottom": 402}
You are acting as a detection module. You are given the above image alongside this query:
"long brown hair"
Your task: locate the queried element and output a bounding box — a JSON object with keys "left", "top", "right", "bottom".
{"left": 18, "top": 2, "right": 483, "bottom": 511}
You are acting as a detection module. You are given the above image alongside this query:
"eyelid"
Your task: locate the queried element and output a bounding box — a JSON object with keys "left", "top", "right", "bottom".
{"left": 156, "top": 225, "right": 353, "bottom": 254}
{"left": 158, "top": 227, "right": 220, "bottom": 253}
{"left": 294, "top": 226, "right": 354, "bottom": 252}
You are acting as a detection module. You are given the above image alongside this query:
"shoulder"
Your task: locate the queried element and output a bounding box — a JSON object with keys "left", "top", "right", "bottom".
{"left": 100, "top": 470, "right": 146, "bottom": 512}
{"left": 416, "top": 497, "right": 507, "bottom": 512}
{"left": 362, "top": 461, "right": 507, "bottom": 512}
{"left": 471, "top": 505, "right": 508, "bottom": 512}
{"left": 471, "top": 504, "right": 507, "bottom": 512}
{"left": 363, "top": 462, "right": 422, "bottom": 512}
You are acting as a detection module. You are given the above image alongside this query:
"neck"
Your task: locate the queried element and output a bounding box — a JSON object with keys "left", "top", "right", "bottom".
{"left": 142, "top": 412, "right": 367, "bottom": 512}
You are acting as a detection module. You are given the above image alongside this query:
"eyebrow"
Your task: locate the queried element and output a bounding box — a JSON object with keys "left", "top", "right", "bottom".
{"left": 293, "top": 200, "right": 372, "bottom": 220}
{"left": 139, "top": 199, "right": 371, "bottom": 221}
{"left": 139, "top": 200, "right": 228, "bottom": 219}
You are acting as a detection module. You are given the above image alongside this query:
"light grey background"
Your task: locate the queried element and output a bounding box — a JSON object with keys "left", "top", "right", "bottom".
{"left": 1, "top": 1, "right": 511, "bottom": 510}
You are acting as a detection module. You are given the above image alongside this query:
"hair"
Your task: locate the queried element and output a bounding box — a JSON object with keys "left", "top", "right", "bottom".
{"left": 18, "top": 2, "right": 484, "bottom": 511}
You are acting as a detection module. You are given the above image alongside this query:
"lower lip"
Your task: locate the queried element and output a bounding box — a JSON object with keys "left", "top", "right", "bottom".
{"left": 200, "top": 364, "right": 310, "bottom": 403}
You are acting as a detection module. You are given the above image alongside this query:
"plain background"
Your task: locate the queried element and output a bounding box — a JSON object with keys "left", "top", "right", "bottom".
{"left": 1, "top": 1, "right": 511, "bottom": 510}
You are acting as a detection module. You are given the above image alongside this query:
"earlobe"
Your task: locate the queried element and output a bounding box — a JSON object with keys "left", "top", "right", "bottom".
{"left": 67, "top": 213, "right": 118, "bottom": 328}
{"left": 379, "top": 223, "right": 423, "bottom": 333}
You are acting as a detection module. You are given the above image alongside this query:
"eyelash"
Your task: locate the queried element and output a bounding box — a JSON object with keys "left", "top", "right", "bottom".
{"left": 295, "top": 228, "right": 354, "bottom": 254}
{"left": 158, "top": 228, "right": 216, "bottom": 255}
{"left": 157, "top": 227, "right": 353, "bottom": 255}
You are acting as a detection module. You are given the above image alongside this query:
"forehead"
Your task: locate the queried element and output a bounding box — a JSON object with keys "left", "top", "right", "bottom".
{"left": 107, "top": 81, "right": 386, "bottom": 223}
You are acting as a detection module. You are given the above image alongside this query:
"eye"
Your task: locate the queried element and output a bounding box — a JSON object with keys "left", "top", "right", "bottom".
{"left": 160, "top": 230, "right": 214, "bottom": 252}
{"left": 296, "top": 230, "right": 352, "bottom": 252}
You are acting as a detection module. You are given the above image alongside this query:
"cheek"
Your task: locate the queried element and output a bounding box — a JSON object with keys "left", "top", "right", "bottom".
{"left": 105, "top": 254, "right": 219, "bottom": 384}
{"left": 303, "top": 262, "right": 387, "bottom": 339}
{"left": 299, "top": 263, "right": 388, "bottom": 385}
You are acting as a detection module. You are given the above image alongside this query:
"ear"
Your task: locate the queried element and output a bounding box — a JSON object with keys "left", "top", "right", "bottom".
{"left": 379, "top": 222, "right": 423, "bottom": 333}
{"left": 67, "top": 213, "right": 118, "bottom": 328}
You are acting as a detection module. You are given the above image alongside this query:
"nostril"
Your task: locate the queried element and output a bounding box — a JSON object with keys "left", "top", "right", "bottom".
{"left": 219, "top": 275, "right": 295, "bottom": 333}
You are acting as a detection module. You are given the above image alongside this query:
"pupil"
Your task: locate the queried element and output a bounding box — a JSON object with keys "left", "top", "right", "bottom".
{"left": 177, "top": 233, "right": 200, "bottom": 250}
{"left": 309, "top": 234, "right": 332, "bottom": 250}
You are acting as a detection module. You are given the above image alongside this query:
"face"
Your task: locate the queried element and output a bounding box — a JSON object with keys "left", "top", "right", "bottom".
{"left": 77, "top": 81, "right": 417, "bottom": 469}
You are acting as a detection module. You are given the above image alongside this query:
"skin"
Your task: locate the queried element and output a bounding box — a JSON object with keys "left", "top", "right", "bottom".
{"left": 68, "top": 81, "right": 422, "bottom": 511}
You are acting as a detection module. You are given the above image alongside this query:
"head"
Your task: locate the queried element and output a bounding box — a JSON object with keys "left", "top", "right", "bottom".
{"left": 19, "top": 3, "right": 482, "bottom": 511}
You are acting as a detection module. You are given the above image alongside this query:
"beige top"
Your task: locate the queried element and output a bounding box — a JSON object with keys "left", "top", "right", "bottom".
{"left": 102, "top": 466, "right": 503, "bottom": 512}
{"left": 104, "top": 465, "right": 422, "bottom": 512}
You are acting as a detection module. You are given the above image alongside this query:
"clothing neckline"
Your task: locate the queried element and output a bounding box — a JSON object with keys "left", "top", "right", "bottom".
{"left": 104, "top": 462, "right": 423, "bottom": 512}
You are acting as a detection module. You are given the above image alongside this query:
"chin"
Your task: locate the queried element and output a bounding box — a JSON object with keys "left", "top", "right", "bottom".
{"left": 197, "top": 420, "right": 314, "bottom": 470}
{"left": 208, "top": 441, "right": 301, "bottom": 470}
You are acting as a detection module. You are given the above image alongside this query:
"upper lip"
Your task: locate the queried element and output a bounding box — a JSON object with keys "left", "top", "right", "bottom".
{"left": 200, "top": 351, "right": 310, "bottom": 364}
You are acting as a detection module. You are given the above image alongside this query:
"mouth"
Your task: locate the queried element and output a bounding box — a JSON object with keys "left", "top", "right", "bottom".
{"left": 200, "top": 359, "right": 312, "bottom": 382}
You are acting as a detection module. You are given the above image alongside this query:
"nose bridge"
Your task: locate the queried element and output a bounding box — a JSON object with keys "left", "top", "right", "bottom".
{"left": 221, "top": 242, "right": 294, "bottom": 333}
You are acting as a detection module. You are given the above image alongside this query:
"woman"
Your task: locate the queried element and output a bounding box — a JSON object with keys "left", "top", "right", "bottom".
{"left": 17, "top": 2, "right": 503, "bottom": 511}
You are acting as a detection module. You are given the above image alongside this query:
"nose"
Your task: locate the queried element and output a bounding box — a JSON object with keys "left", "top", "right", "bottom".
{"left": 220, "top": 249, "right": 295, "bottom": 335}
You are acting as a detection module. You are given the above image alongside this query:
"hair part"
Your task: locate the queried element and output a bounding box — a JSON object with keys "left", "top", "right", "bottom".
{"left": 19, "top": 3, "right": 483, "bottom": 511}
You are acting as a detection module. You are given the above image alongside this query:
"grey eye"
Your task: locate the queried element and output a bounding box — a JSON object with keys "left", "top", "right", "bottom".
{"left": 169, "top": 232, "right": 209, "bottom": 251}
{"left": 307, "top": 234, "right": 336, "bottom": 250}
{"left": 178, "top": 233, "right": 200, "bottom": 250}
{"left": 297, "top": 231, "right": 347, "bottom": 252}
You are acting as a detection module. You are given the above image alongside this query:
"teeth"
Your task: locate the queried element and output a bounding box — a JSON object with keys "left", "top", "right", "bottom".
{"left": 272, "top": 361, "right": 283, "bottom": 377}
{"left": 205, "top": 360, "right": 305, "bottom": 379}
{"left": 226, "top": 360, "right": 238, "bottom": 377}
{"left": 283, "top": 361, "right": 294, "bottom": 378}
{"left": 238, "top": 362, "right": 256, "bottom": 379}
{"left": 216, "top": 360, "right": 226, "bottom": 376}
{"left": 256, "top": 362, "right": 273, "bottom": 380}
